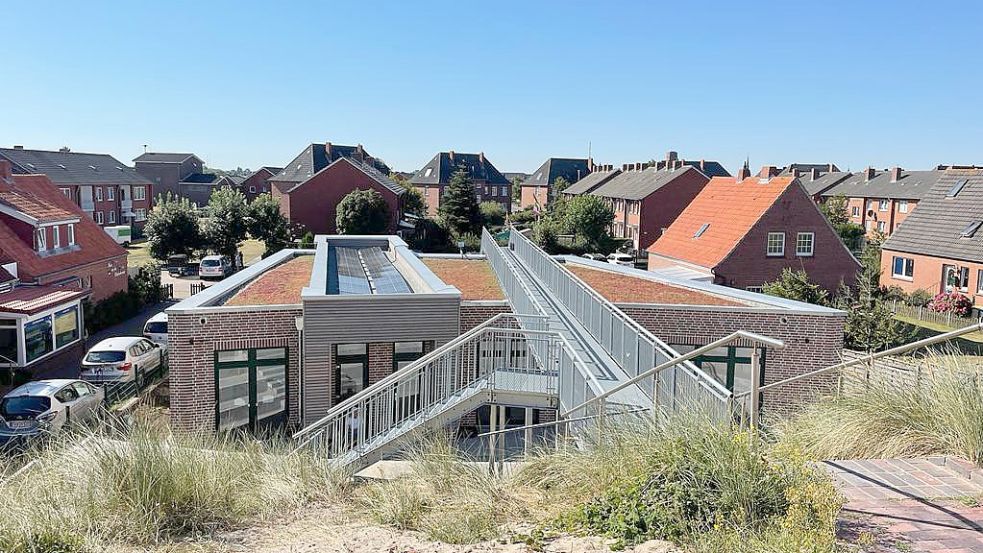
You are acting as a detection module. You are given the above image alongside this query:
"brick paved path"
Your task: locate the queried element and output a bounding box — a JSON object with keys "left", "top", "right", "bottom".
{"left": 825, "top": 458, "right": 983, "bottom": 552}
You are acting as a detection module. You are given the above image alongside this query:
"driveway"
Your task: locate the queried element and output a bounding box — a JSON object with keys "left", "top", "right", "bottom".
{"left": 86, "top": 301, "right": 173, "bottom": 347}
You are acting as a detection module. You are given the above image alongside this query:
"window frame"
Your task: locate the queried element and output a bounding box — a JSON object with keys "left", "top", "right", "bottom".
{"left": 795, "top": 232, "right": 815, "bottom": 257}
{"left": 213, "top": 347, "right": 289, "bottom": 432}
{"left": 878, "top": 199, "right": 889, "bottom": 212}
{"left": 335, "top": 343, "right": 369, "bottom": 402}
{"left": 108, "top": 210, "right": 116, "bottom": 224}
{"left": 766, "top": 232, "right": 785, "bottom": 257}
{"left": 898, "top": 199, "right": 908, "bottom": 213}
{"left": 133, "top": 186, "right": 146, "bottom": 201}
{"left": 95, "top": 187, "right": 103, "bottom": 202}
{"left": 891, "top": 256, "right": 914, "bottom": 280}
{"left": 35, "top": 228, "right": 47, "bottom": 252}
{"left": 67, "top": 224, "right": 75, "bottom": 246}
{"left": 107, "top": 187, "right": 115, "bottom": 201}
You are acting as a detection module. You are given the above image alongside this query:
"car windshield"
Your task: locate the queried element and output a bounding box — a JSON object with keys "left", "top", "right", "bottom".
{"left": 201, "top": 259, "right": 221, "bottom": 267}
{"left": 85, "top": 351, "right": 126, "bottom": 363}
{"left": 0, "top": 396, "right": 51, "bottom": 418}
{"left": 145, "top": 322, "right": 167, "bottom": 334}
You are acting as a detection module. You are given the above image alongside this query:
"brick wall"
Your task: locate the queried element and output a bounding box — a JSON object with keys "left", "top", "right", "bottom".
{"left": 168, "top": 307, "right": 302, "bottom": 432}
{"left": 880, "top": 249, "right": 981, "bottom": 306}
{"left": 520, "top": 186, "right": 548, "bottom": 211}
{"left": 620, "top": 304, "right": 845, "bottom": 412}
{"left": 285, "top": 160, "right": 403, "bottom": 235}
{"left": 40, "top": 254, "right": 128, "bottom": 302}
{"left": 461, "top": 301, "right": 511, "bottom": 332}
{"left": 367, "top": 342, "right": 395, "bottom": 385}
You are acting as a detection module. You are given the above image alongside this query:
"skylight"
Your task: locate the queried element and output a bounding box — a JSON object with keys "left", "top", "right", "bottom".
{"left": 960, "top": 220, "right": 982, "bottom": 238}
{"left": 57, "top": 164, "right": 66, "bottom": 169}
{"left": 947, "top": 179, "right": 969, "bottom": 197}
{"left": 694, "top": 223, "right": 710, "bottom": 238}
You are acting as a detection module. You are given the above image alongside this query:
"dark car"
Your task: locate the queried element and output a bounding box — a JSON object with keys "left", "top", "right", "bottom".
{"left": 166, "top": 254, "right": 197, "bottom": 277}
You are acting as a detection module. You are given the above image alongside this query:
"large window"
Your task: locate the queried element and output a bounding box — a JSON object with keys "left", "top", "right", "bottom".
{"left": 878, "top": 199, "right": 889, "bottom": 211}
{"left": 892, "top": 256, "right": 914, "bottom": 279}
{"left": 215, "top": 347, "right": 288, "bottom": 432}
{"left": 671, "top": 344, "right": 766, "bottom": 395}
{"left": 336, "top": 343, "right": 368, "bottom": 402}
{"left": 899, "top": 200, "right": 909, "bottom": 213}
{"left": 0, "top": 321, "right": 17, "bottom": 365}
{"left": 766, "top": 232, "right": 785, "bottom": 256}
{"left": 54, "top": 306, "right": 79, "bottom": 348}
{"left": 24, "top": 317, "right": 53, "bottom": 363}
{"left": 134, "top": 186, "right": 146, "bottom": 201}
{"left": 795, "top": 232, "right": 814, "bottom": 257}
{"left": 394, "top": 342, "right": 426, "bottom": 371}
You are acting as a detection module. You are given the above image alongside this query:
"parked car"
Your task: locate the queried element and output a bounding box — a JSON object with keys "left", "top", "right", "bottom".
{"left": 199, "top": 255, "right": 233, "bottom": 280}
{"left": 607, "top": 253, "right": 635, "bottom": 266}
{"left": 581, "top": 253, "right": 606, "bottom": 261}
{"left": 0, "top": 380, "right": 105, "bottom": 449}
{"left": 143, "top": 312, "right": 168, "bottom": 351}
{"left": 167, "top": 254, "right": 198, "bottom": 277}
{"left": 80, "top": 337, "right": 164, "bottom": 389}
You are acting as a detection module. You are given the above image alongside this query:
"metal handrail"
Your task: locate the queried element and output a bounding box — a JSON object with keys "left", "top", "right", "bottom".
{"left": 736, "top": 321, "right": 983, "bottom": 398}
{"left": 476, "top": 407, "right": 651, "bottom": 438}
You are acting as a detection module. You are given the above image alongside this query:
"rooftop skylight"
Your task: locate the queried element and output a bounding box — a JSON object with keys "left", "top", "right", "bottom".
{"left": 694, "top": 223, "right": 710, "bottom": 238}
{"left": 947, "top": 179, "right": 969, "bottom": 197}
{"left": 960, "top": 220, "right": 982, "bottom": 238}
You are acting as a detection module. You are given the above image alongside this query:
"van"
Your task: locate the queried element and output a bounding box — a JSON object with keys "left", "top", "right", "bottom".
{"left": 143, "top": 312, "right": 168, "bottom": 351}
{"left": 104, "top": 225, "right": 132, "bottom": 247}
{"left": 199, "top": 255, "right": 232, "bottom": 280}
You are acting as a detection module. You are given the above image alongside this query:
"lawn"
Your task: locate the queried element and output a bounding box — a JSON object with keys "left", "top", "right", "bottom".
{"left": 126, "top": 239, "right": 267, "bottom": 269}
{"left": 895, "top": 314, "right": 983, "bottom": 350}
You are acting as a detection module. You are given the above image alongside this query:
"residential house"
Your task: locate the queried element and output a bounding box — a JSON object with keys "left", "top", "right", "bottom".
{"left": 586, "top": 164, "right": 710, "bottom": 253}
{"left": 133, "top": 152, "right": 204, "bottom": 200}
{"left": 176, "top": 173, "right": 243, "bottom": 207}
{"left": 0, "top": 160, "right": 128, "bottom": 378}
{"left": 647, "top": 172, "right": 860, "bottom": 292}
{"left": 237, "top": 166, "right": 283, "bottom": 202}
{"left": 651, "top": 150, "right": 731, "bottom": 178}
{"left": 274, "top": 157, "right": 406, "bottom": 235}
{"left": 269, "top": 142, "right": 390, "bottom": 196}
{"left": 519, "top": 158, "right": 591, "bottom": 210}
{"left": 560, "top": 165, "right": 620, "bottom": 197}
{"left": 880, "top": 170, "right": 983, "bottom": 312}
{"left": 410, "top": 151, "right": 511, "bottom": 216}
{"left": 820, "top": 167, "right": 942, "bottom": 237}
{"left": 1, "top": 146, "right": 153, "bottom": 232}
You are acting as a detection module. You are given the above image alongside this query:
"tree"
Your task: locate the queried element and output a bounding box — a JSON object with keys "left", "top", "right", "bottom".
{"left": 551, "top": 176, "right": 571, "bottom": 195}
{"left": 511, "top": 176, "right": 523, "bottom": 205}
{"left": 564, "top": 195, "right": 614, "bottom": 250}
{"left": 144, "top": 192, "right": 202, "bottom": 259}
{"left": 438, "top": 167, "right": 483, "bottom": 236}
{"left": 406, "top": 218, "right": 454, "bottom": 253}
{"left": 820, "top": 194, "right": 866, "bottom": 251}
{"left": 203, "top": 186, "right": 250, "bottom": 261}
{"left": 247, "top": 193, "right": 292, "bottom": 257}
{"left": 336, "top": 189, "right": 389, "bottom": 234}
{"left": 479, "top": 201, "right": 507, "bottom": 227}
{"left": 837, "top": 243, "right": 916, "bottom": 352}
{"left": 761, "top": 268, "right": 828, "bottom": 305}
{"left": 403, "top": 186, "right": 426, "bottom": 217}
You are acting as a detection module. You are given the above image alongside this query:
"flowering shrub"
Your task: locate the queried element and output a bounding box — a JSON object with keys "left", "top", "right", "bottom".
{"left": 927, "top": 291, "right": 973, "bottom": 316}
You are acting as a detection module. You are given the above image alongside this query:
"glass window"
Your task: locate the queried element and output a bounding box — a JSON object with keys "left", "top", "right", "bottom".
{"left": 24, "top": 316, "right": 53, "bottom": 363}
{"left": 766, "top": 232, "right": 785, "bottom": 256}
{"left": 107, "top": 187, "right": 115, "bottom": 201}
{"left": 878, "top": 199, "right": 889, "bottom": 211}
{"left": 134, "top": 186, "right": 146, "bottom": 201}
{"left": 0, "top": 396, "right": 50, "bottom": 418}
{"left": 52, "top": 226, "right": 60, "bottom": 249}
{"left": 255, "top": 348, "right": 285, "bottom": 360}
{"left": 215, "top": 347, "right": 287, "bottom": 432}
{"left": 85, "top": 350, "right": 125, "bottom": 363}
{"left": 336, "top": 343, "right": 368, "bottom": 401}
{"left": 795, "top": 232, "right": 814, "bottom": 257}
{"left": 394, "top": 342, "right": 426, "bottom": 371}
{"left": 217, "top": 350, "right": 248, "bottom": 363}
{"left": 337, "top": 344, "right": 367, "bottom": 356}
{"left": 877, "top": 221, "right": 886, "bottom": 232}
{"left": 851, "top": 206, "right": 860, "bottom": 216}
{"left": 35, "top": 228, "right": 46, "bottom": 252}
{"left": 0, "top": 322, "right": 17, "bottom": 365}
{"left": 95, "top": 187, "right": 103, "bottom": 201}
{"left": 217, "top": 366, "right": 250, "bottom": 431}
{"left": 67, "top": 224, "right": 75, "bottom": 246}
{"left": 255, "top": 362, "right": 287, "bottom": 422}
{"left": 108, "top": 210, "right": 116, "bottom": 224}
{"left": 899, "top": 200, "right": 908, "bottom": 213}
{"left": 892, "top": 256, "right": 914, "bottom": 279}
{"left": 54, "top": 306, "right": 79, "bottom": 349}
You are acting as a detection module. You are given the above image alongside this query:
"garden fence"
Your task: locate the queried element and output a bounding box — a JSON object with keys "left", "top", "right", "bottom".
{"left": 891, "top": 300, "right": 978, "bottom": 329}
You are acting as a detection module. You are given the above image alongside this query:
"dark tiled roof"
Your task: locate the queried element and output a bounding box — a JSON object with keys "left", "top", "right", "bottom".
{"left": 562, "top": 169, "right": 622, "bottom": 195}
{"left": 780, "top": 163, "right": 841, "bottom": 175}
{"left": 589, "top": 166, "right": 704, "bottom": 201}
{"left": 260, "top": 166, "right": 283, "bottom": 175}
{"left": 522, "top": 158, "right": 591, "bottom": 188}
{"left": 133, "top": 152, "right": 198, "bottom": 163}
{"left": 882, "top": 171, "right": 983, "bottom": 263}
{"left": 654, "top": 159, "right": 731, "bottom": 178}
{"left": 0, "top": 148, "right": 152, "bottom": 186}
{"left": 180, "top": 173, "right": 220, "bottom": 184}
{"left": 271, "top": 143, "right": 390, "bottom": 184}
{"left": 409, "top": 152, "right": 509, "bottom": 186}
{"left": 288, "top": 157, "right": 405, "bottom": 196}
{"left": 502, "top": 172, "right": 530, "bottom": 183}
{"left": 797, "top": 171, "right": 853, "bottom": 196}
{"left": 822, "top": 170, "right": 943, "bottom": 200}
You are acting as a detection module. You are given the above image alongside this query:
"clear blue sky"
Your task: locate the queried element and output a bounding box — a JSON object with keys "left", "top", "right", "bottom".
{"left": 2, "top": 0, "right": 981, "bottom": 175}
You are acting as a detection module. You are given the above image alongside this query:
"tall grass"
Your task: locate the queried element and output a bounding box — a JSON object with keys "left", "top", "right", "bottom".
{"left": 0, "top": 420, "right": 346, "bottom": 552}
{"left": 780, "top": 356, "right": 983, "bottom": 464}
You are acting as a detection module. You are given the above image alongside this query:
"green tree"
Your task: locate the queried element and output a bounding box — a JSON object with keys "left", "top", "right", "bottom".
{"left": 403, "top": 186, "right": 426, "bottom": 217}
{"left": 837, "top": 243, "right": 916, "bottom": 352}
{"left": 203, "top": 186, "right": 250, "bottom": 260}
{"left": 761, "top": 268, "right": 828, "bottom": 305}
{"left": 511, "top": 176, "right": 523, "bottom": 205}
{"left": 479, "top": 201, "right": 507, "bottom": 227}
{"left": 144, "top": 192, "right": 202, "bottom": 259}
{"left": 551, "top": 176, "right": 571, "bottom": 195}
{"left": 438, "top": 167, "right": 483, "bottom": 236}
{"left": 407, "top": 218, "right": 455, "bottom": 253}
{"left": 247, "top": 193, "right": 292, "bottom": 257}
{"left": 564, "top": 195, "right": 614, "bottom": 250}
{"left": 819, "top": 194, "right": 866, "bottom": 251}
{"left": 336, "top": 189, "right": 389, "bottom": 234}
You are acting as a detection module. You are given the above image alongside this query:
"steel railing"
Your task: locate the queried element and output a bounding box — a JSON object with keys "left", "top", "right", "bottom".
{"left": 505, "top": 227, "right": 735, "bottom": 418}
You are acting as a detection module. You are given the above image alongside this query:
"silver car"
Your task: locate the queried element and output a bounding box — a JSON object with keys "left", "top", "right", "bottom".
{"left": 0, "top": 379, "right": 105, "bottom": 447}
{"left": 80, "top": 337, "right": 164, "bottom": 389}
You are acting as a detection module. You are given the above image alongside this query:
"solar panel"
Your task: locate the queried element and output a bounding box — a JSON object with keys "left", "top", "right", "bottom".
{"left": 360, "top": 248, "right": 411, "bottom": 294}
{"left": 333, "top": 247, "right": 371, "bottom": 295}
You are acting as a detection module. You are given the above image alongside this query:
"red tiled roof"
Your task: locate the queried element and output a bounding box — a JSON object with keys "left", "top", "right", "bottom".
{"left": 647, "top": 176, "right": 796, "bottom": 269}
{"left": 0, "top": 189, "right": 77, "bottom": 223}
{"left": 0, "top": 285, "right": 88, "bottom": 315}
{"left": 0, "top": 172, "right": 126, "bottom": 282}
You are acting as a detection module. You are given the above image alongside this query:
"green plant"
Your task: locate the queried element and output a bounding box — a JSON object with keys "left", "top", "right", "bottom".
{"left": 144, "top": 192, "right": 202, "bottom": 260}
{"left": 438, "top": 167, "right": 484, "bottom": 236}
{"left": 402, "top": 185, "right": 427, "bottom": 217}
{"left": 406, "top": 218, "right": 455, "bottom": 253}
{"left": 762, "top": 268, "right": 829, "bottom": 305}
{"left": 131, "top": 261, "right": 163, "bottom": 305}
{"left": 336, "top": 188, "right": 390, "bottom": 234}
{"left": 479, "top": 201, "right": 507, "bottom": 228}
{"left": 906, "top": 288, "right": 933, "bottom": 307}
{"left": 203, "top": 186, "right": 250, "bottom": 259}
{"left": 837, "top": 243, "right": 917, "bottom": 352}
{"left": 247, "top": 192, "right": 292, "bottom": 256}
{"left": 563, "top": 195, "right": 614, "bottom": 251}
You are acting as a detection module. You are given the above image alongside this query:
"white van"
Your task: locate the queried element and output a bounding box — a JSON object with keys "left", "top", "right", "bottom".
{"left": 104, "top": 225, "right": 133, "bottom": 247}
{"left": 143, "top": 312, "right": 168, "bottom": 351}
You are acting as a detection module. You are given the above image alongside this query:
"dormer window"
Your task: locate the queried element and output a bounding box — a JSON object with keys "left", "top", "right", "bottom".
{"left": 67, "top": 224, "right": 75, "bottom": 246}
{"left": 36, "top": 228, "right": 47, "bottom": 252}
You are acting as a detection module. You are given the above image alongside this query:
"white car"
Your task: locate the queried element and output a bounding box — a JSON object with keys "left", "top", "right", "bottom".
{"left": 143, "top": 312, "right": 168, "bottom": 351}
{"left": 0, "top": 380, "right": 105, "bottom": 448}
{"left": 199, "top": 255, "right": 233, "bottom": 280}
{"left": 80, "top": 337, "right": 164, "bottom": 388}
{"left": 607, "top": 253, "right": 635, "bottom": 266}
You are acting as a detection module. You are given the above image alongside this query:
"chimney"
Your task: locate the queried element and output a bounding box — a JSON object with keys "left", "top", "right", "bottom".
{"left": 59, "top": 146, "right": 70, "bottom": 153}
{"left": 635, "top": 162, "right": 642, "bottom": 171}
{"left": 890, "top": 166, "right": 902, "bottom": 182}
{"left": 0, "top": 160, "right": 11, "bottom": 180}
{"left": 479, "top": 152, "right": 485, "bottom": 164}
{"left": 666, "top": 150, "right": 678, "bottom": 163}
{"left": 828, "top": 163, "right": 835, "bottom": 172}
{"left": 758, "top": 165, "right": 777, "bottom": 178}
{"left": 12, "top": 145, "right": 23, "bottom": 150}
{"left": 356, "top": 144, "right": 364, "bottom": 158}
{"left": 789, "top": 168, "right": 800, "bottom": 178}
{"left": 864, "top": 166, "right": 875, "bottom": 181}
{"left": 622, "top": 163, "right": 629, "bottom": 171}
{"left": 448, "top": 151, "right": 455, "bottom": 163}
{"left": 810, "top": 168, "right": 820, "bottom": 181}
{"left": 325, "top": 142, "right": 332, "bottom": 156}
{"left": 700, "top": 159, "right": 706, "bottom": 171}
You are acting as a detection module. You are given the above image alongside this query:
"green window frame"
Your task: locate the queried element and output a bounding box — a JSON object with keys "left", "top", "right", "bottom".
{"left": 671, "top": 344, "right": 766, "bottom": 393}
{"left": 214, "top": 347, "right": 288, "bottom": 433}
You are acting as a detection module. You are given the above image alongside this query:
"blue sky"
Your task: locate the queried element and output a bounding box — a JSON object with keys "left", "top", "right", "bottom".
{"left": 2, "top": 1, "right": 981, "bottom": 175}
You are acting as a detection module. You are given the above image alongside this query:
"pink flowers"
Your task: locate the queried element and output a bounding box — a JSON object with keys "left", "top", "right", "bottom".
{"left": 927, "top": 291, "right": 973, "bottom": 317}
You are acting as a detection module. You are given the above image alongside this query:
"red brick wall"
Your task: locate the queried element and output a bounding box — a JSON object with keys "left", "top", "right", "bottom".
{"left": 38, "top": 254, "right": 128, "bottom": 302}
{"left": 168, "top": 308, "right": 302, "bottom": 432}
{"left": 520, "top": 186, "right": 548, "bottom": 211}
{"left": 717, "top": 185, "right": 860, "bottom": 292}
{"left": 639, "top": 169, "right": 709, "bottom": 252}
{"left": 620, "top": 304, "right": 845, "bottom": 412}
{"left": 880, "top": 249, "right": 982, "bottom": 307}
{"left": 460, "top": 301, "right": 512, "bottom": 332}
{"left": 422, "top": 185, "right": 441, "bottom": 217}
{"left": 367, "top": 343, "right": 395, "bottom": 385}
{"left": 283, "top": 160, "right": 402, "bottom": 235}
{"left": 238, "top": 170, "right": 273, "bottom": 203}
{"left": 845, "top": 196, "right": 919, "bottom": 237}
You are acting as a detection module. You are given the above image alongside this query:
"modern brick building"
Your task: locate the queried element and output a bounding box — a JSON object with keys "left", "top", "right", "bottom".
{"left": 820, "top": 167, "right": 942, "bottom": 237}
{"left": 518, "top": 158, "right": 591, "bottom": 210}
{"left": 273, "top": 157, "right": 407, "bottom": 235}
{"left": 410, "top": 151, "right": 511, "bottom": 216}
{"left": 237, "top": 166, "right": 283, "bottom": 202}
{"left": 880, "top": 170, "right": 983, "bottom": 312}
{"left": 0, "top": 146, "right": 154, "bottom": 232}
{"left": 648, "top": 173, "right": 860, "bottom": 292}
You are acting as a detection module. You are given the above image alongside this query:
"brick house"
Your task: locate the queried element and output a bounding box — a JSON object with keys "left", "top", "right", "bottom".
{"left": 582, "top": 164, "right": 710, "bottom": 253}
{"left": 820, "top": 167, "right": 942, "bottom": 237}
{"left": 0, "top": 146, "right": 154, "bottom": 232}
{"left": 560, "top": 165, "right": 621, "bottom": 197}
{"left": 647, "top": 173, "right": 860, "bottom": 292}
{"left": 237, "top": 166, "right": 283, "bottom": 202}
{"left": 274, "top": 157, "right": 406, "bottom": 235}
{"left": 134, "top": 152, "right": 245, "bottom": 207}
{"left": 410, "top": 151, "right": 511, "bottom": 216}
{"left": 0, "top": 160, "right": 128, "bottom": 379}
{"left": 518, "top": 158, "right": 591, "bottom": 210}
{"left": 269, "top": 142, "right": 390, "bottom": 198}
{"left": 880, "top": 170, "right": 983, "bottom": 312}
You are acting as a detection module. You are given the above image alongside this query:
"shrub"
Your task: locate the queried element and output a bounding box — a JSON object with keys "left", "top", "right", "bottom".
{"left": 406, "top": 218, "right": 455, "bottom": 253}
{"left": 928, "top": 291, "right": 973, "bottom": 317}
{"left": 479, "top": 201, "right": 507, "bottom": 228}
{"left": 84, "top": 291, "right": 143, "bottom": 334}
{"left": 509, "top": 208, "right": 538, "bottom": 228}
{"left": 906, "top": 288, "right": 933, "bottom": 307}
{"left": 762, "top": 268, "right": 828, "bottom": 305}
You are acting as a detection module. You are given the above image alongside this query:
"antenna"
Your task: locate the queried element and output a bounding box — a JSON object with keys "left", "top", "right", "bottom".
{"left": 143, "top": 144, "right": 148, "bottom": 153}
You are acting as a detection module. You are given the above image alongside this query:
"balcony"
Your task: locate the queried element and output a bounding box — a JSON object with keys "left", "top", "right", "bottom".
{"left": 80, "top": 200, "right": 95, "bottom": 212}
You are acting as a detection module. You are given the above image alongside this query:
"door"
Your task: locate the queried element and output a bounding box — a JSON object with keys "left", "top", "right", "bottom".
{"left": 215, "top": 348, "right": 288, "bottom": 433}
{"left": 70, "top": 381, "right": 100, "bottom": 422}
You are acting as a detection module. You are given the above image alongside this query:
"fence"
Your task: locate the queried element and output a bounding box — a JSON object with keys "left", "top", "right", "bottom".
{"left": 837, "top": 349, "right": 983, "bottom": 395}
{"left": 189, "top": 282, "right": 211, "bottom": 296}
{"left": 99, "top": 360, "right": 168, "bottom": 406}
{"left": 891, "top": 300, "right": 978, "bottom": 329}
